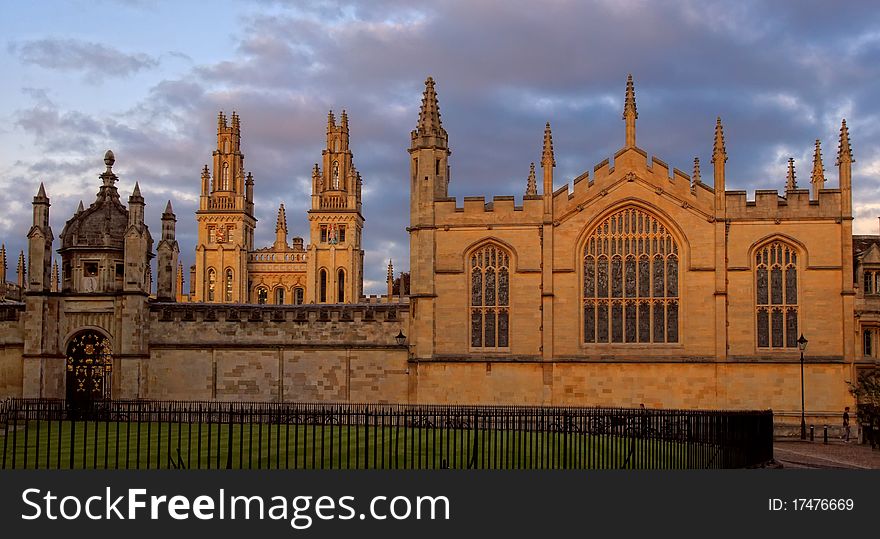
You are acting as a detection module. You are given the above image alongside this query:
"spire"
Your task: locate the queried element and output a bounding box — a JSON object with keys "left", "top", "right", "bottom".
{"left": 231, "top": 110, "right": 240, "bottom": 132}
{"left": 217, "top": 111, "right": 227, "bottom": 130}
{"left": 36, "top": 182, "right": 47, "bottom": 200}
{"left": 525, "top": 162, "right": 537, "bottom": 196}
{"left": 417, "top": 76, "right": 442, "bottom": 134}
{"left": 811, "top": 139, "right": 825, "bottom": 199}
{"left": 692, "top": 157, "right": 701, "bottom": 194}
{"left": 541, "top": 122, "right": 555, "bottom": 168}
{"left": 163, "top": 200, "right": 174, "bottom": 216}
{"left": 17, "top": 250, "right": 26, "bottom": 289}
{"left": 785, "top": 158, "right": 797, "bottom": 191}
{"left": 623, "top": 74, "right": 638, "bottom": 148}
{"left": 76, "top": 200, "right": 84, "bottom": 214}
{"left": 132, "top": 182, "right": 142, "bottom": 199}
{"left": 51, "top": 259, "right": 59, "bottom": 292}
{"left": 0, "top": 243, "right": 6, "bottom": 284}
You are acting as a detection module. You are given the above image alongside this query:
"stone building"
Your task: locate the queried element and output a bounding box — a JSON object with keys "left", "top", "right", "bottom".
{"left": 190, "top": 110, "right": 363, "bottom": 305}
{"left": 0, "top": 75, "right": 877, "bottom": 432}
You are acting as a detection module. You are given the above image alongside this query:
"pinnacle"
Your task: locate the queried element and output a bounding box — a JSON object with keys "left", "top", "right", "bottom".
{"left": 132, "top": 182, "right": 142, "bottom": 198}
{"left": 164, "top": 200, "right": 174, "bottom": 215}
{"left": 712, "top": 117, "right": 727, "bottom": 163}
{"left": 36, "top": 182, "right": 47, "bottom": 199}
{"left": 276, "top": 203, "right": 287, "bottom": 232}
{"left": 837, "top": 118, "right": 853, "bottom": 165}
{"left": 812, "top": 139, "right": 825, "bottom": 186}
{"left": 417, "top": 76, "right": 442, "bottom": 134}
{"left": 786, "top": 158, "right": 797, "bottom": 191}
{"left": 526, "top": 162, "right": 537, "bottom": 196}
{"left": 623, "top": 73, "right": 638, "bottom": 120}
{"left": 76, "top": 200, "right": 84, "bottom": 213}
{"left": 542, "top": 123, "right": 555, "bottom": 167}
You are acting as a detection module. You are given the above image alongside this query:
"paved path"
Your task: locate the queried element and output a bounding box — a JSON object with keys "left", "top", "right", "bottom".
{"left": 773, "top": 440, "right": 880, "bottom": 469}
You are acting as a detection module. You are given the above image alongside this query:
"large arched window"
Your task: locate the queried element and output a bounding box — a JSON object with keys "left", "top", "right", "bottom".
{"left": 583, "top": 207, "right": 679, "bottom": 344}
{"left": 225, "top": 268, "right": 233, "bottom": 302}
{"left": 755, "top": 241, "right": 798, "bottom": 348}
{"left": 319, "top": 269, "right": 328, "bottom": 302}
{"left": 337, "top": 269, "right": 345, "bottom": 303}
{"left": 207, "top": 268, "right": 216, "bottom": 302}
{"left": 470, "top": 244, "right": 510, "bottom": 349}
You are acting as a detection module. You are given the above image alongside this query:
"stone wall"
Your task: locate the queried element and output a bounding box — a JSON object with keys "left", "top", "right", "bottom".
{"left": 143, "top": 302, "right": 409, "bottom": 402}
{"left": 0, "top": 304, "right": 24, "bottom": 398}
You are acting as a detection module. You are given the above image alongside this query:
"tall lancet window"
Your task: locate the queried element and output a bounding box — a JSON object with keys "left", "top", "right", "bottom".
{"left": 222, "top": 163, "right": 230, "bottom": 190}
{"left": 207, "top": 269, "right": 216, "bottom": 302}
{"left": 225, "top": 268, "right": 233, "bottom": 302}
{"left": 583, "top": 207, "right": 679, "bottom": 344}
{"left": 337, "top": 269, "right": 346, "bottom": 303}
{"left": 469, "top": 244, "right": 511, "bottom": 350}
{"left": 332, "top": 161, "right": 339, "bottom": 189}
{"left": 755, "top": 241, "right": 798, "bottom": 348}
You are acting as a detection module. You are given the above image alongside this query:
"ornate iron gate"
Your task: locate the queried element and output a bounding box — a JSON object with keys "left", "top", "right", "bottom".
{"left": 65, "top": 331, "right": 112, "bottom": 409}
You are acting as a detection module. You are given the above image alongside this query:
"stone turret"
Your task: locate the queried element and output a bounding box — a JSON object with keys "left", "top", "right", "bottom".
{"left": 27, "top": 183, "right": 53, "bottom": 292}
{"left": 156, "top": 200, "right": 179, "bottom": 301}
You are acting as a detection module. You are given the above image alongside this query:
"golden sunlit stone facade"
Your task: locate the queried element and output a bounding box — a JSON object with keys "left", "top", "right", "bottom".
{"left": 191, "top": 110, "right": 364, "bottom": 305}
{"left": 1, "top": 74, "right": 877, "bottom": 434}
{"left": 405, "top": 75, "right": 868, "bottom": 431}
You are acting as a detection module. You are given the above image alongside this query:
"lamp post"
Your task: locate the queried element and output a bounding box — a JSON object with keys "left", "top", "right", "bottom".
{"left": 395, "top": 330, "right": 407, "bottom": 347}
{"left": 797, "top": 334, "right": 808, "bottom": 440}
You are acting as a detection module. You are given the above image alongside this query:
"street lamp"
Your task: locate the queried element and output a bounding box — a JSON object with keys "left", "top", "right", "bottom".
{"left": 797, "top": 334, "right": 808, "bottom": 440}
{"left": 395, "top": 330, "right": 407, "bottom": 346}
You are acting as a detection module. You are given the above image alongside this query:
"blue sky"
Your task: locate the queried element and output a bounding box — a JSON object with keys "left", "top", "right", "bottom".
{"left": 2, "top": 0, "right": 880, "bottom": 293}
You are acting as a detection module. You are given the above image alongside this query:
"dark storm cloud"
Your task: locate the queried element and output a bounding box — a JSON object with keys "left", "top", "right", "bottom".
{"left": 4, "top": 0, "right": 880, "bottom": 291}
{"left": 9, "top": 38, "right": 159, "bottom": 80}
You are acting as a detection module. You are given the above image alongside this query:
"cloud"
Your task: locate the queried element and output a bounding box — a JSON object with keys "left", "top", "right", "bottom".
{"left": 9, "top": 38, "right": 159, "bottom": 80}
{"left": 3, "top": 0, "right": 880, "bottom": 294}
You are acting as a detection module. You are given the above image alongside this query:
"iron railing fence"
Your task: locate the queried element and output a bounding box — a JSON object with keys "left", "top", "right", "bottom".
{"left": 0, "top": 399, "right": 773, "bottom": 470}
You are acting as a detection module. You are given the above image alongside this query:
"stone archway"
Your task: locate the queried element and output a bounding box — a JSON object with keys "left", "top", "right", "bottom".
{"left": 65, "top": 330, "right": 113, "bottom": 407}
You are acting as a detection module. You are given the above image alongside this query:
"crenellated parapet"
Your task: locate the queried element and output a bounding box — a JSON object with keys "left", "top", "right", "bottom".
{"left": 725, "top": 188, "right": 843, "bottom": 220}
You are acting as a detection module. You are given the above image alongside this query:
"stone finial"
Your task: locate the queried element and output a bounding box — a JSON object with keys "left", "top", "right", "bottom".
{"left": 340, "top": 109, "right": 349, "bottom": 131}
{"left": 837, "top": 118, "right": 853, "bottom": 165}
{"left": 231, "top": 110, "right": 240, "bottom": 130}
{"left": 786, "top": 158, "right": 797, "bottom": 191}
{"left": 36, "top": 182, "right": 48, "bottom": 200}
{"left": 541, "top": 122, "right": 555, "bottom": 168}
{"left": 163, "top": 200, "right": 174, "bottom": 217}
{"left": 623, "top": 74, "right": 637, "bottom": 147}
{"left": 76, "top": 200, "right": 84, "bottom": 214}
{"left": 131, "top": 181, "right": 143, "bottom": 200}
{"left": 692, "top": 157, "right": 701, "bottom": 194}
{"left": 104, "top": 149, "right": 115, "bottom": 169}
{"left": 327, "top": 110, "right": 336, "bottom": 130}
{"left": 526, "top": 162, "right": 537, "bottom": 196}
{"left": 387, "top": 259, "right": 394, "bottom": 282}
{"left": 711, "top": 117, "right": 727, "bottom": 163}
{"left": 101, "top": 150, "right": 118, "bottom": 187}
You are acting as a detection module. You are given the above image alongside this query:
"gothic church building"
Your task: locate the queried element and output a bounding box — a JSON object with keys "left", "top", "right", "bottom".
{"left": 1, "top": 75, "right": 877, "bottom": 432}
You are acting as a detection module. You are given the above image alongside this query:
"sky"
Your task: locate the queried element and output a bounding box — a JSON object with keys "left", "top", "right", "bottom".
{"left": 1, "top": 0, "right": 880, "bottom": 294}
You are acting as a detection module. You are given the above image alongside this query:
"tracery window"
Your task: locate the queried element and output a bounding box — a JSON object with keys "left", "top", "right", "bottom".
{"left": 275, "top": 287, "right": 285, "bottom": 304}
{"left": 293, "top": 287, "right": 304, "bottom": 305}
{"left": 583, "top": 207, "right": 679, "bottom": 344}
{"left": 864, "top": 270, "right": 880, "bottom": 295}
{"left": 257, "top": 287, "right": 268, "bottom": 305}
{"left": 222, "top": 163, "right": 230, "bottom": 190}
{"left": 470, "top": 244, "right": 510, "bottom": 349}
{"left": 207, "top": 268, "right": 216, "bottom": 302}
{"left": 755, "top": 241, "right": 798, "bottom": 348}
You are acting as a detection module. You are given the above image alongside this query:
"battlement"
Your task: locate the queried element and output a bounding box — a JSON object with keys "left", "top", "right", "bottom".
{"left": 151, "top": 301, "right": 408, "bottom": 324}
{"left": 435, "top": 192, "right": 544, "bottom": 224}
{"left": 725, "top": 188, "right": 842, "bottom": 219}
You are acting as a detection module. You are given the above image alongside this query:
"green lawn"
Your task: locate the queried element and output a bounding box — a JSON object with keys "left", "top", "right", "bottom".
{"left": 1, "top": 420, "right": 699, "bottom": 470}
